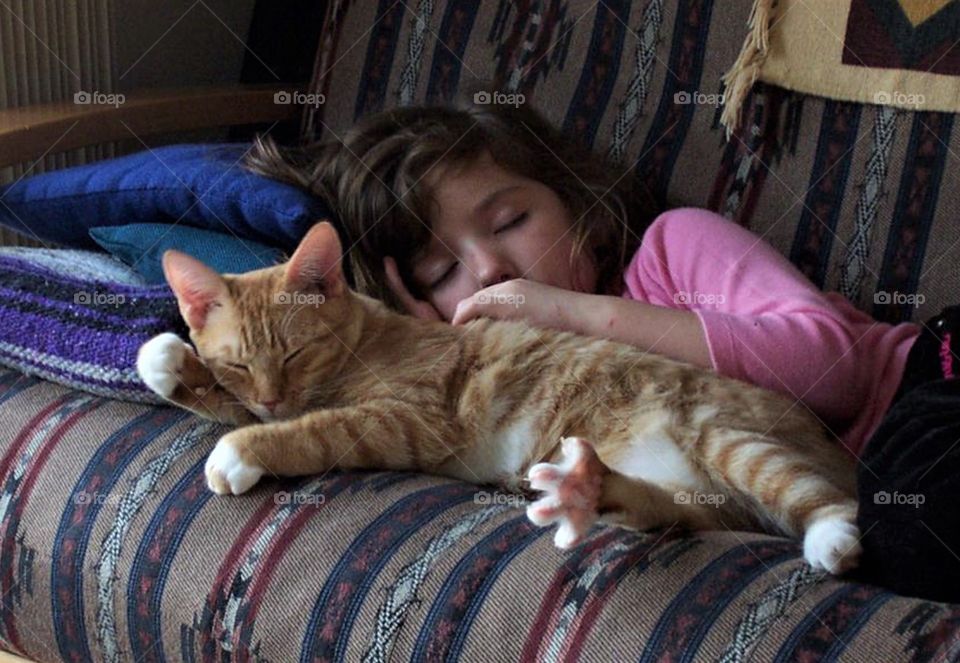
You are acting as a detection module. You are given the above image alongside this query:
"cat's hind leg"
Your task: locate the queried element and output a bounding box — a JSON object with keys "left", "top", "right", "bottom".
{"left": 704, "top": 428, "right": 862, "bottom": 575}
{"left": 802, "top": 508, "right": 862, "bottom": 575}
{"left": 526, "top": 437, "right": 605, "bottom": 548}
{"left": 526, "top": 437, "right": 711, "bottom": 548}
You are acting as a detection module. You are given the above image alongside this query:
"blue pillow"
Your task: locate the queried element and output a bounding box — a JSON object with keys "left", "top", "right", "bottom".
{"left": 0, "top": 143, "right": 331, "bottom": 251}
{"left": 90, "top": 224, "right": 286, "bottom": 284}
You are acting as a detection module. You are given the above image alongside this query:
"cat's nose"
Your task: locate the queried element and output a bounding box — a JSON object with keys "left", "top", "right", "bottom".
{"left": 260, "top": 399, "right": 281, "bottom": 412}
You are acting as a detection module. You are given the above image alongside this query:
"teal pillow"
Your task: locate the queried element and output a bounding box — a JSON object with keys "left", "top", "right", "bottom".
{"left": 90, "top": 224, "right": 286, "bottom": 283}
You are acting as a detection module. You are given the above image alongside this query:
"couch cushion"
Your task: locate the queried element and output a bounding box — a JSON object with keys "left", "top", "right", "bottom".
{"left": 0, "top": 368, "right": 956, "bottom": 661}
{"left": 301, "top": 0, "right": 960, "bottom": 324}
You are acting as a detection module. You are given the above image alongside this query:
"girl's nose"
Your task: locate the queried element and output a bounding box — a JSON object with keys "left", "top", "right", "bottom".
{"left": 481, "top": 271, "right": 514, "bottom": 288}
{"left": 473, "top": 250, "right": 517, "bottom": 288}
{"left": 477, "top": 256, "right": 516, "bottom": 288}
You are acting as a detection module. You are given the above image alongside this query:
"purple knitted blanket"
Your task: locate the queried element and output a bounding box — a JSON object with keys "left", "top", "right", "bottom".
{"left": 0, "top": 250, "right": 187, "bottom": 402}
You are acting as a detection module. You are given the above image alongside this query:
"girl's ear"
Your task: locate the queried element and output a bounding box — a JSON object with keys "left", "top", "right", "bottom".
{"left": 161, "top": 250, "right": 229, "bottom": 330}
{"left": 284, "top": 221, "right": 346, "bottom": 297}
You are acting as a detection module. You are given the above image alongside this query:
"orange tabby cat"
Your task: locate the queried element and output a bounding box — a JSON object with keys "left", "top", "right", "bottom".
{"left": 137, "top": 221, "right": 862, "bottom": 574}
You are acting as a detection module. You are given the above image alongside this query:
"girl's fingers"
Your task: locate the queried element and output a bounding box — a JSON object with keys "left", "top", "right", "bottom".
{"left": 383, "top": 256, "right": 442, "bottom": 321}
{"left": 451, "top": 302, "right": 472, "bottom": 325}
{"left": 452, "top": 298, "right": 489, "bottom": 325}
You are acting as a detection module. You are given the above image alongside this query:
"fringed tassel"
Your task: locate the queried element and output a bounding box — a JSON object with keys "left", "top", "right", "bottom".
{"left": 720, "top": 0, "right": 776, "bottom": 139}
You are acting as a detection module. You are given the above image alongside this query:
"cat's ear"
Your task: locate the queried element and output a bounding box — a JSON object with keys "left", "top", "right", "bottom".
{"left": 285, "top": 221, "right": 346, "bottom": 297}
{"left": 161, "top": 250, "right": 229, "bottom": 330}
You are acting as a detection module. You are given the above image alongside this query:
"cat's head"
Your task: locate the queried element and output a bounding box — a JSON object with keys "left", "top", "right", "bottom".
{"left": 162, "top": 221, "right": 360, "bottom": 421}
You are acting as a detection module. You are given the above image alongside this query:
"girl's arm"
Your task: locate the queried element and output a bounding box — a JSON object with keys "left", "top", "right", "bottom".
{"left": 562, "top": 292, "right": 713, "bottom": 368}
{"left": 446, "top": 275, "right": 712, "bottom": 367}
{"left": 605, "top": 207, "right": 879, "bottom": 426}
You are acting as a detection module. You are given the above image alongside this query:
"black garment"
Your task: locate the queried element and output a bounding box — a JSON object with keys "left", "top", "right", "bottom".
{"left": 854, "top": 307, "right": 960, "bottom": 602}
{"left": 891, "top": 305, "right": 960, "bottom": 402}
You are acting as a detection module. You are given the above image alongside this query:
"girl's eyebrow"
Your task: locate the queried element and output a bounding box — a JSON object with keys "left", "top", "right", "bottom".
{"left": 475, "top": 185, "right": 523, "bottom": 216}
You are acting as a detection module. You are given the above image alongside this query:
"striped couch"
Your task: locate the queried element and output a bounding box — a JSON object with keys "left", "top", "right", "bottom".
{"left": 2, "top": 0, "right": 960, "bottom": 661}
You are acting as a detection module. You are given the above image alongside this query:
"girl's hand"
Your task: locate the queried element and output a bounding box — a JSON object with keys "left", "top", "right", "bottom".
{"left": 383, "top": 256, "right": 443, "bottom": 321}
{"left": 451, "top": 279, "right": 587, "bottom": 332}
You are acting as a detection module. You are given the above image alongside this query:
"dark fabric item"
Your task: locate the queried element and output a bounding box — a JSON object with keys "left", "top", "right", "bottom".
{"left": 855, "top": 377, "right": 960, "bottom": 602}
{"left": 893, "top": 304, "right": 960, "bottom": 403}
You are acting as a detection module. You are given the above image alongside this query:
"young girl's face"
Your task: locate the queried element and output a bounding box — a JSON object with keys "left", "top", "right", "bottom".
{"left": 409, "top": 151, "right": 598, "bottom": 321}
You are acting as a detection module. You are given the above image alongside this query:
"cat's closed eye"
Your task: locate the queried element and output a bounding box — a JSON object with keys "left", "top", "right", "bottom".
{"left": 284, "top": 347, "right": 306, "bottom": 366}
{"left": 223, "top": 361, "right": 249, "bottom": 373}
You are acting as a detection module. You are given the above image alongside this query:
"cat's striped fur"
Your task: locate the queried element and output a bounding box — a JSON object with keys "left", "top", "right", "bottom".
{"left": 137, "top": 222, "right": 862, "bottom": 574}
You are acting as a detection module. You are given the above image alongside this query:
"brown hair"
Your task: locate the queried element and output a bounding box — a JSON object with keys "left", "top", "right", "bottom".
{"left": 244, "top": 100, "right": 655, "bottom": 312}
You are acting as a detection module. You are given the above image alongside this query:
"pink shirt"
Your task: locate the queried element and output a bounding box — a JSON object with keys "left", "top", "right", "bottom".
{"left": 621, "top": 207, "right": 921, "bottom": 457}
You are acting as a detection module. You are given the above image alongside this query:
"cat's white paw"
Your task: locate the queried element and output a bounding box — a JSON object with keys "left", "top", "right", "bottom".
{"left": 526, "top": 436, "right": 604, "bottom": 550}
{"left": 803, "top": 517, "right": 862, "bottom": 575}
{"left": 137, "top": 333, "right": 189, "bottom": 398}
{"left": 205, "top": 435, "right": 264, "bottom": 496}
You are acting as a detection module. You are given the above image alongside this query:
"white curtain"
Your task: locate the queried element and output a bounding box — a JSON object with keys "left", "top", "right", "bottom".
{"left": 0, "top": 0, "right": 116, "bottom": 245}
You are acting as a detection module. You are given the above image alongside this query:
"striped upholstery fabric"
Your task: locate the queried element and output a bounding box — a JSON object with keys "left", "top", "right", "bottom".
{"left": 0, "top": 369, "right": 957, "bottom": 662}
{"left": 303, "top": 0, "right": 960, "bottom": 326}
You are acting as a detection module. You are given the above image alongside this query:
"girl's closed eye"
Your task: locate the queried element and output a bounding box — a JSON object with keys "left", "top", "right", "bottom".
{"left": 430, "top": 261, "right": 458, "bottom": 289}
{"left": 429, "top": 211, "right": 527, "bottom": 289}
{"left": 495, "top": 211, "right": 528, "bottom": 234}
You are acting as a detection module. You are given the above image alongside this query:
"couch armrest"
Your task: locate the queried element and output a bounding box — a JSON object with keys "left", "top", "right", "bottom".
{"left": 0, "top": 84, "right": 303, "bottom": 169}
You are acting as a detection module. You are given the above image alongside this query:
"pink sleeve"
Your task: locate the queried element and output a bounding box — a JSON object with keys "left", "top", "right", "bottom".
{"left": 623, "top": 208, "right": 874, "bottom": 425}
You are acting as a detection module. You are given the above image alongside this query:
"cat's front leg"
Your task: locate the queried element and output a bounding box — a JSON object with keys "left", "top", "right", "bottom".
{"left": 138, "top": 333, "right": 257, "bottom": 425}
{"left": 204, "top": 419, "right": 326, "bottom": 495}
{"left": 205, "top": 426, "right": 267, "bottom": 495}
{"left": 204, "top": 400, "right": 455, "bottom": 495}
